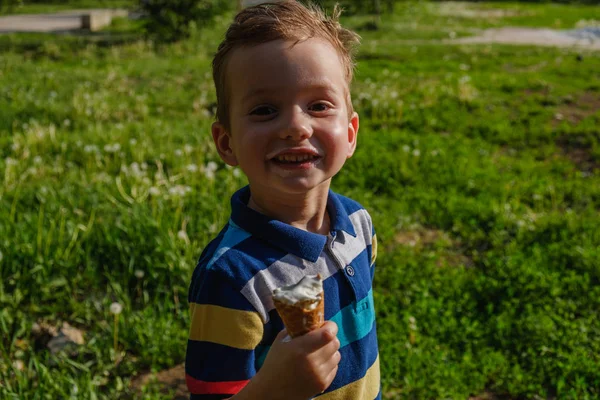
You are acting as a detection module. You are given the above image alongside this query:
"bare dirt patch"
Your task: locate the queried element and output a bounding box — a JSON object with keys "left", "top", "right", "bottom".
{"left": 556, "top": 135, "right": 599, "bottom": 172}
{"left": 131, "top": 363, "right": 188, "bottom": 399}
{"left": 554, "top": 91, "right": 600, "bottom": 125}
{"left": 553, "top": 92, "right": 600, "bottom": 172}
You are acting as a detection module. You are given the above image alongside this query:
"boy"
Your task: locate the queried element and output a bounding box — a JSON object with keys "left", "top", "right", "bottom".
{"left": 186, "top": 1, "right": 380, "bottom": 399}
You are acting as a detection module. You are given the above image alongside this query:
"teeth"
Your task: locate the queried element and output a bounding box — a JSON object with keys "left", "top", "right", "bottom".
{"left": 276, "top": 154, "right": 315, "bottom": 162}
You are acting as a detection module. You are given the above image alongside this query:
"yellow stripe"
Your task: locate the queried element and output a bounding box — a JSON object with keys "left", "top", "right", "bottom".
{"left": 371, "top": 234, "right": 378, "bottom": 266}
{"left": 316, "top": 355, "right": 380, "bottom": 399}
{"left": 189, "top": 303, "right": 263, "bottom": 350}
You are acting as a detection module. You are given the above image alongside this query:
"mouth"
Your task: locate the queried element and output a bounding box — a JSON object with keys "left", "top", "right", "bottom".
{"left": 269, "top": 150, "right": 322, "bottom": 169}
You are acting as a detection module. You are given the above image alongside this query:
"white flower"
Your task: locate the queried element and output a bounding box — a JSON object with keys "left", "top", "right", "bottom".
{"left": 109, "top": 302, "right": 122, "bottom": 315}
{"left": 204, "top": 169, "right": 215, "bottom": 180}
{"left": 175, "top": 149, "right": 183, "bottom": 157}
{"left": 33, "top": 156, "right": 42, "bottom": 164}
{"left": 186, "top": 164, "right": 198, "bottom": 173}
{"left": 184, "top": 145, "right": 193, "bottom": 154}
{"left": 149, "top": 187, "right": 160, "bottom": 196}
{"left": 412, "top": 149, "right": 421, "bottom": 157}
{"left": 177, "top": 230, "right": 189, "bottom": 242}
{"left": 206, "top": 161, "right": 218, "bottom": 172}
{"left": 104, "top": 143, "right": 121, "bottom": 153}
{"left": 129, "top": 139, "right": 137, "bottom": 146}
{"left": 63, "top": 119, "right": 71, "bottom": 127}
{"left": 6, "top": 157, "right": 17, "bottom": 166}
{"left": 134, "top": 270, "right": 145, "bottom": 279}
{"left": 233, "top": 168, "right": 242, "bottom": 178}
{"left": 402, "top": 145, "right": 410, "bottom": 153}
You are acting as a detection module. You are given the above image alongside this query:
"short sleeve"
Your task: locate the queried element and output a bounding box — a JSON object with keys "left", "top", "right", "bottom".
{"left": 186, "top": 266, "right": 264, "bottom": 399}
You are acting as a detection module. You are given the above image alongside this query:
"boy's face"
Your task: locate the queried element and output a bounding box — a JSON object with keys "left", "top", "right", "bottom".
{"left": 212, "top": 38, "right": 359, "bottom": 198}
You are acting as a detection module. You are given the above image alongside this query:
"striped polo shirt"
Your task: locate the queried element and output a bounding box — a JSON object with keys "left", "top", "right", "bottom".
{"left": 186, "top": 186, "right": 380, "bottom": 399}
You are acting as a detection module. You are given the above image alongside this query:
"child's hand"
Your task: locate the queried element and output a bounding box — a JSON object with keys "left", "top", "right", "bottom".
{"left": 254, "top": 321, "right": 341, "bottom": 400}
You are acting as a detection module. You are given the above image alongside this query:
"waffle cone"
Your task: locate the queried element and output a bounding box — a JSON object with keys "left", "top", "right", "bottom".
{"left": 273, "top": 292, "right": 324, "bottom": 338}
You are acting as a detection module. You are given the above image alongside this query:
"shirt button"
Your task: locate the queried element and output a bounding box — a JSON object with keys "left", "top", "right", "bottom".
{"left": 346, "top": 266, "right": 355, "bottom": 276}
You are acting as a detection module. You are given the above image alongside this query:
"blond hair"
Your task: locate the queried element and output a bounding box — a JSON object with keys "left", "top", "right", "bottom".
{"left": 212, "top": 1, "right": 360, "bottom": 131}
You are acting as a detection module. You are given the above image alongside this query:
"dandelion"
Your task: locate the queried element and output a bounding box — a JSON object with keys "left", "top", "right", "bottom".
{"left": 109, "top": 302, "right": 122, "bottom": 358}
{"left": 63, "top": 119, "right": 71, "bottom": 127}
{"left": 412, "top": 149, "right": 421, "bottom": 157}
{"left": 175, "top": 149, "right": 183, "bottom": 157}
{"left": 149, "top": 187, "right": 160, "bottom": 196}
{"left": 233, "top": 168, "right": 242, "bottom": 178}
{"left": 33, "top": 156, "right": 42, "bottom": 164}
{"left": 84, "top": 145, "right": 98, "bottom": 153}
{"left": 402, "top": 145, "right": 411, "bottom": 153}
{"left": 186, "top": 164, "right": 199, "bottom": 173}
{"left": 129, "top": 138, "right": 137, "bottom": 146}
{"left": 177, "top": 230, "right": 190, "bottom": 244}
{"left": 184, "top": 144, "right": 193, "bottom": 154}
{"left": 110, "top": 302, "right": 122, "bottom": 315}
{"left": 134, "top": 270, "right": 145, "bottom": 279}
{"left": 204, "top": 170, "right": 215, "bottom": 180}
{"left": 459, "top": 64, "right": 470, "bottom": 71}
{"left": 206, "top": 161, "right": 218, "bottom": 172}
{"left": 104, "top": 143, "right": 121, "bottom": 153}
{"left": 13, "top": 360, "right": 24, "bottom": 372}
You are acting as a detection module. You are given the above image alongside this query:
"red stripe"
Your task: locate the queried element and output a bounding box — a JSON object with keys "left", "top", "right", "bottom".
{"left": 186, "top": 374, "right": 250, "bottom": 395}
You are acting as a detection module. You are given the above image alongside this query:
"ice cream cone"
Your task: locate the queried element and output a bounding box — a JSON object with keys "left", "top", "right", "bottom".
{"left": 272, "top": 274, "right": 325, "bottom": 338}
{"left": 273, "top": 293, "right": 324, "bottom": 338}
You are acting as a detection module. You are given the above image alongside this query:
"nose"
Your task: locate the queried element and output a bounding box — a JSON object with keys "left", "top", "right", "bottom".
{"left": 280, "top": 107, "right": 312, "bottom": 141}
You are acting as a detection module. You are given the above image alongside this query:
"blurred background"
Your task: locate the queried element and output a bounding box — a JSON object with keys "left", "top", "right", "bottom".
{"left": 1, "top": 0, "right": 599, "bottom": 399}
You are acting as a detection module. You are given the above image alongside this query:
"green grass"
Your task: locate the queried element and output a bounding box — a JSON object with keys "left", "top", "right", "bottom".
{"left": 0, "top": 1, "right": 135, "bottom": 15}
{"left": 1, "top": 2, "right": 600, "bottom": 399}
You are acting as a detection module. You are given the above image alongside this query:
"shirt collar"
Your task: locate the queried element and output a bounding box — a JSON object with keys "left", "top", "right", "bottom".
{"left": 230, "top": 186, "right": 356, "bottom": 262}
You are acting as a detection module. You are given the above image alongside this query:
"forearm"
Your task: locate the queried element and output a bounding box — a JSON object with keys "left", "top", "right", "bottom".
{"left": 228, "top": 372, "right": 302, "bottom": 400}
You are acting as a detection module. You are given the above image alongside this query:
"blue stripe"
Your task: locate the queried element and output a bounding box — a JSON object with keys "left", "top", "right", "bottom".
{"left": 330, "top": 289, "right": 375, "bottom": 348}
{"left": 326, "top": 324, "right": 379, "bottom": 393}
{"left": 186, "top": 339, "right": 256, "bottom": 381}
{"left": 255, "top": 344, "right": 270, "bottom": 370}
{"left": 206, "top": 220, "right": 251, "bottom": 270}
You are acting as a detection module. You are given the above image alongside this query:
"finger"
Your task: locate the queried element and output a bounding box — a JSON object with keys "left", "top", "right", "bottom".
{"left": 321, "top": 321, "right": 338, "bottom": 338}
{"left": 299, "top": 327, "right": 337, "bottom": 352}
{"left": 322, "top": 364, "right": 339, "bottom": 391}
{"left": 275, "top": 328, "right": 288, "bottom": 340}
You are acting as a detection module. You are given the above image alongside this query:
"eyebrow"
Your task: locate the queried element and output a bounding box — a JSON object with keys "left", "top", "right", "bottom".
{"left": 241, "top": 81, "right": 340, "bottom": 104}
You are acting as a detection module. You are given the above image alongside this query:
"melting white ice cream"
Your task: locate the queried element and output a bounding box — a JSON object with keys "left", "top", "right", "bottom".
{"left": 273, "top": 274, "right": 323, "bottom": 310}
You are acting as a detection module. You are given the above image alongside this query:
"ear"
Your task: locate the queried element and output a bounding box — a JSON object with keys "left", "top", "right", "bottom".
{"left": 346, "top": 112, "right": 359, "bottom": 158}
{"left": 211, "top": 122, "right": 238, "bottom": 166}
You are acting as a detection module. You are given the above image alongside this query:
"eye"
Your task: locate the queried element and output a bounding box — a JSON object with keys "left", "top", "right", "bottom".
{"left": 250, "top": 105, "right": 277, "bottom": 117}
{"left": 308, "top": 102, "right": 332, "bottom": 113}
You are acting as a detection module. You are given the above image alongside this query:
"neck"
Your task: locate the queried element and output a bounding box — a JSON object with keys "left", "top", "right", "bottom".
{"left": 247, "top": 183, "right": 331, "bottom": 235}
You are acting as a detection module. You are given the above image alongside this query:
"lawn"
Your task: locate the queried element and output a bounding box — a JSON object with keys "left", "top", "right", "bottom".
{"left": 1, "top": 1, "right": 599, "bottom": 399}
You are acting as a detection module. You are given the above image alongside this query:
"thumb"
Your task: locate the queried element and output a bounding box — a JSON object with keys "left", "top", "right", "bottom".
{"left": 275, "top": 328, "right": 291, "bottom": 343}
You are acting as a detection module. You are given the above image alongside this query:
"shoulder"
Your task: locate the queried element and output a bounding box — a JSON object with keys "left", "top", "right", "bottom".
{"left": 332, "top": 192, "right": 375, "bottom": 236}
{"left": 188, "top": 220, "right": 286, "bottom": 309}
